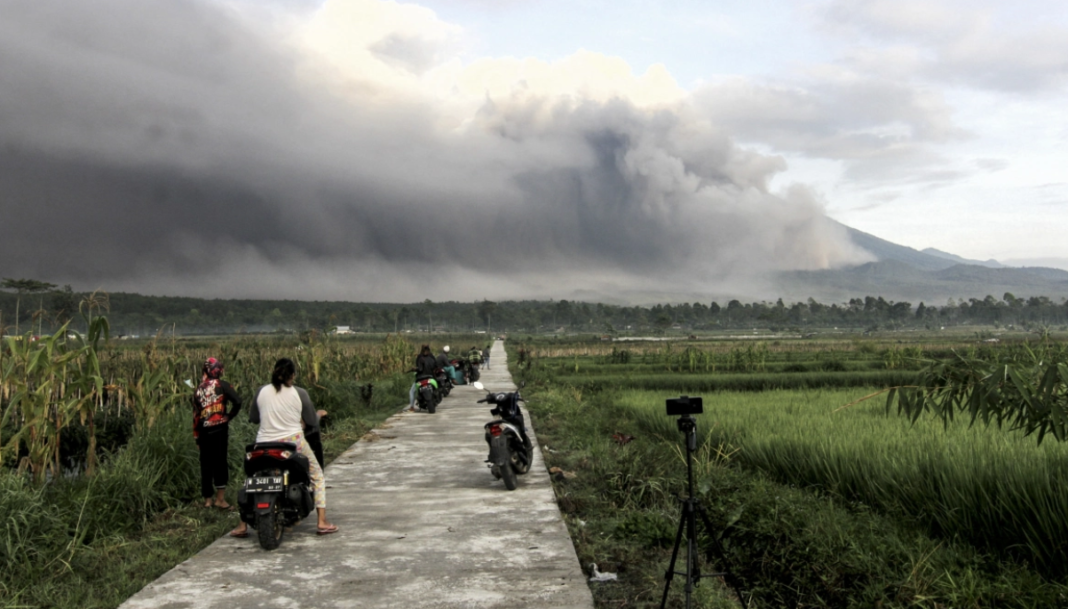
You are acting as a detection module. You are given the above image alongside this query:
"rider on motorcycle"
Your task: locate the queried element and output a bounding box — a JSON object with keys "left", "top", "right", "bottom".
{"left": 436, "top": 345, "right": 453, "bottom": 376}
{"left": 408, "top": 345, "right": 437, "bottom": 411}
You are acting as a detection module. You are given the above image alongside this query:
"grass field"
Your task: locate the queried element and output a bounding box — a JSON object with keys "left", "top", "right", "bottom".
{"left": 622, "top": 387, "right": 1068, "bottom": 572}
{"left": 511, "top": 335, "right": 1068, "bottom": 608}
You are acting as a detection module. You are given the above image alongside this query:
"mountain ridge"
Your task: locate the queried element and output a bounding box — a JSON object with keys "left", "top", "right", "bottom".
{"left": 773, "top": 222, "right": 1068, "bottom": 303}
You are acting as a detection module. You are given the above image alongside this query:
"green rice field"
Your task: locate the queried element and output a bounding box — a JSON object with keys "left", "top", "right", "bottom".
{"left": 513, "top": 334, "right": 1068, "bottom": 607}
{"left": 623, "top": 387, "right": 1068, "bottom": 571}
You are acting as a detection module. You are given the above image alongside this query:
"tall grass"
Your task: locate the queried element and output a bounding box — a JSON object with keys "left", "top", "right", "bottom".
{"left": 621, "top": 387, "right": 1068, "bottom": 574}
{"left": 521, "top": 381, "right": 1068, "bottom": 607}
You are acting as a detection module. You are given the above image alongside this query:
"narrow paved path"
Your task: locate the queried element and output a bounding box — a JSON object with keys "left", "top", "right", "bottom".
{"left": 121, "top": 340, "right": 593, "bottom": 609}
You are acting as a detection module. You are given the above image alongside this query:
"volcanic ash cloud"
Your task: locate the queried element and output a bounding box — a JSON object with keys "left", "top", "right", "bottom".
{"left": 0, "top": 0, "right": 872, "bottom": 301}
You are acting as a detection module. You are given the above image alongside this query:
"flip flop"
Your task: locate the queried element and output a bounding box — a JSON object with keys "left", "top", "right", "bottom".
{"left": 214, "top": 503, "right": 234, "bottom": 512}
{"left": 229, "top": 529, "right": 249, "bottom": 538}
{"left": 316, "top": 524, "right": 339, "bottom": 536}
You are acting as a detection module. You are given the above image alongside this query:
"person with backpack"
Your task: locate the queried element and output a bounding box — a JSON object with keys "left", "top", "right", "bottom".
{"left": 468, "top": 346, "right": 483, "bottom": 380}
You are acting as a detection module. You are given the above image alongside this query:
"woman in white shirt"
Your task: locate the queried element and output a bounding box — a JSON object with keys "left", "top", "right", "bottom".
{"left": 230, "top": 358, "right": 338, "bottom": 538}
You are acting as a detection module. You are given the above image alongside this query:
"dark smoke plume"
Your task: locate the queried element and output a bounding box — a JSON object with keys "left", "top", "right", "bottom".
{"left": 0, "top": 0, "right": 871, "bottom": 302}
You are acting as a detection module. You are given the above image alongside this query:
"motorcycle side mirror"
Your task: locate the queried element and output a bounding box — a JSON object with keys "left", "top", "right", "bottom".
{"left": 472, "top": 382, "right": 485, "bottom": 391}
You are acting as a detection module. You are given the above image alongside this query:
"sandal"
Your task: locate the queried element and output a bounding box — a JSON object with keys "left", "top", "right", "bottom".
{"left": 229, "top": 528, "right": 249, "bottom": 538}
{"left": 316, "top": 524, "right": 339, "bottom": 536}
{"left": 214, "top": 502, "right": 234, "bottom": 511}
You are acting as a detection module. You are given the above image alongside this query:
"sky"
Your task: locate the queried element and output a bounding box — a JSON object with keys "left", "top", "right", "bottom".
{"left": 1, "top": 0, "right": 1066, "bottom": 302}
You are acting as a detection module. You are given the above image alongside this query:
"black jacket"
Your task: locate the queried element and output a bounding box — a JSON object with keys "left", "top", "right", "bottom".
{"left": 436, "top": 353, "right": 451, "bottom": 369}
{"left": 414, "top": 353, "right": 437, "bottom": 377}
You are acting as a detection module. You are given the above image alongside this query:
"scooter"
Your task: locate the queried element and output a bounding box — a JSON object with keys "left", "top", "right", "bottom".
{"left": 461, "top": 358, "right": 481, "bottom": 384}
{"left": 474, "top": 381, "right": 532, "bottom": 490}
{"left": 237, "top": 442, "right": 315, "bottom": 550}
{"left": 434, "top": 367, "right": 454, "bottom": 398}
{"left": 414, "top": 374, "right": 439, "bottom": 413}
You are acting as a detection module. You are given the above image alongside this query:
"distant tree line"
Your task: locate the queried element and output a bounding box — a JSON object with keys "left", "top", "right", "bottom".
{"left": 1, "top": 282, "right": 1066, "bottom": 337}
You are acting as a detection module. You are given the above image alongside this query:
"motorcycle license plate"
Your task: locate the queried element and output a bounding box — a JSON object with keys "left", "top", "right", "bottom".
{"left": 244, "top": 476, "right": 283, "bottom": 493}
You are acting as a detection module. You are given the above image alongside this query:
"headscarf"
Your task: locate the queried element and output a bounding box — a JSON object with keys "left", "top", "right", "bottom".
{"left": 202, "top": 357, "right": 224, "bottom": 380}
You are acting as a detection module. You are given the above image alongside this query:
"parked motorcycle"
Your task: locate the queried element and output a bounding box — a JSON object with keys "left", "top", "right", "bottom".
{"left": 434, "top": 367, "right": 454, "bottom": 398}
{"left": 474, "top": 381, "right": 532, "bottom": 490}
{"left": 237, "top": 442, "right": 315, "bottom": 550}
{"left": 449, "top": 358, "right": 468, "bottom": 385}
{"left": 414, "top": 374, "right": 439, "bottom": 413}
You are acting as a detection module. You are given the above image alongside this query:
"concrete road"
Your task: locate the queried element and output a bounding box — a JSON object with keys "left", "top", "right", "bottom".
{"left": 120, "top": 340, "right": 594, "bottom": 609}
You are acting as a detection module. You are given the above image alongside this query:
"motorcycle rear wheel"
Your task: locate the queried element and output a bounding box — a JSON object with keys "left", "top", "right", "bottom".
{"left": 514, "top": 449, "right": 531, "bottom": 474}
{"left": 501, "top": 446, "right": 518, "bottom": 490}
{"left": 256, "top": 502, "right": 285, "bottom": 550}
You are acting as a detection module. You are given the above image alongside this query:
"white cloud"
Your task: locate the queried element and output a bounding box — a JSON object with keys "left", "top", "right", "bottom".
{"left": 817, "top": 0, "right": 1068, "bottom": 92}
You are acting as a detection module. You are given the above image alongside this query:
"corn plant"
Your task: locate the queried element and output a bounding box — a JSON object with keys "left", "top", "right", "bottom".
{"left": 0, "top": 322, "right": 104, "bottom": 482}
{"left": 886, "top": 342, "right": 1068, "bottom": 445}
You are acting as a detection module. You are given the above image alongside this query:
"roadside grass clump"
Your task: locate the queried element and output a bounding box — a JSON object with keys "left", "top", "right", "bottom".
{"left": 619, "top": 387, "right": 1068, "bottom": 576}
{"left": 522, "top": 380, "right": 1068, "bottom": 607}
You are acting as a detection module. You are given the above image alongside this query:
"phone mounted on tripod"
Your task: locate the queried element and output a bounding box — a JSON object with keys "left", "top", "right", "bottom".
{"left": 665, "top": 395, "right": 703, "bottom": 416}
{"left": 660, "top": 395, "right": 747, "bottom": 609}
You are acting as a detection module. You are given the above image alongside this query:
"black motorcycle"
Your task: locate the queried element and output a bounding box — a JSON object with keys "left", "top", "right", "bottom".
{"left": 475, "top": 382, "right": 532, "bottom": 490}
{"left": 434, "top": 367, "right": 453, "bottom": 398}
{"left": 237, "top": 442, "right": 315, "bottom": 550}
{"left": 414, "top": 374, "right": 439, "bottom": 413}
{"left": 463, "top": 359, "right": 481, "bottom": 384}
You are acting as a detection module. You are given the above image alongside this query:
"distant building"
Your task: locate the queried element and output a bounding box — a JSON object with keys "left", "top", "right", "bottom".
{"left": 333, "top": 325, "right": 354, "bottom": 335}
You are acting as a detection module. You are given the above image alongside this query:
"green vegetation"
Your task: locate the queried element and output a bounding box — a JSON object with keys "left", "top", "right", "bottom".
{"left": 512, "top": 335, "right": 1068, "bottom": 607}
{"left": 0, "top": 326, "right": 416, "bottom": 609}
{"left": 3, "top": 286, "right": 1068, "bottom": 337}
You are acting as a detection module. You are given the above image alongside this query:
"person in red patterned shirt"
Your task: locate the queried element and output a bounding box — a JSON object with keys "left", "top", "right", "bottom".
{"left": 193, "top": 357, "right": 242, "bottom": 509}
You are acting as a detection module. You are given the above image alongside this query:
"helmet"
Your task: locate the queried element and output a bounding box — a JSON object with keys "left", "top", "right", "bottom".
{"left": 202, "top": 357, "right": 224, "bottom": 379}
{"left": 443, "top": 346, "right": 450, "bottom": 353}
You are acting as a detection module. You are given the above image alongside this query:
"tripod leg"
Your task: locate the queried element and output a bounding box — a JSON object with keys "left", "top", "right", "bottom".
{"left": 694, "top": 502, "right": 748, "bottom": 609}
{"left": 659, "top": 501, "right": 688, "bottom": 609}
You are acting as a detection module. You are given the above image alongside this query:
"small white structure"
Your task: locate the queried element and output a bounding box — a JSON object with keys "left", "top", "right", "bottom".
{"left": 333, "top": 325, "right": 354, "bottom": 335}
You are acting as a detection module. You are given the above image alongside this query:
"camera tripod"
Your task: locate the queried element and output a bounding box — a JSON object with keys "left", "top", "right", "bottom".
{"left": 659, "top": 414, "right": 747, "bottom": 609}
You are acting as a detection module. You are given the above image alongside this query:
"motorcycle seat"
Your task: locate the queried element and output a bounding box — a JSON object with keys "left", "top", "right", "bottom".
{"left": 244, "top": 441, "right": 299, "bottom": 453}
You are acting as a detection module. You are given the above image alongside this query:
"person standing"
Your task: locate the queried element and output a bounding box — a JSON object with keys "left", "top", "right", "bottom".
{"left": 230, "top": 358, "right": 336, "bottom": 538}
{"left": 482, "top": 345, "right": 491, "bottom": 370}
{"left": 193, "top": 357, "right": 242, "bottom": 510}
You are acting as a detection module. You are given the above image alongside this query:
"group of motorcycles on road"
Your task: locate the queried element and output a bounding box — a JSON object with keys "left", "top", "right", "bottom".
{"left": 237, "top": 344, "right": 533, "bottom": 550}
{"left": 412, "top": 345, "right": 485, "bottom": 414}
